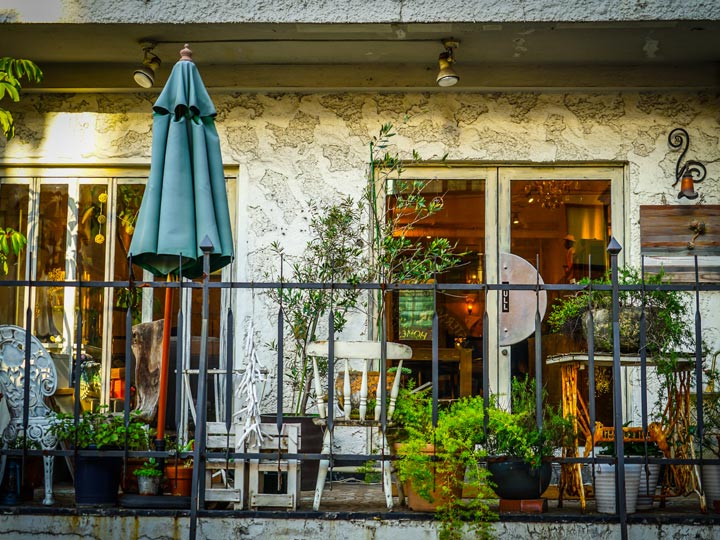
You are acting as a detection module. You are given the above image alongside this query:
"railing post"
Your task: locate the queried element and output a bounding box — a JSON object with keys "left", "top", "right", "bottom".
{"left": 189, "top": 237, "right": 214, "bottom": 540}
{"left": 607, "top": 237, "right": 628, "bottom": 540}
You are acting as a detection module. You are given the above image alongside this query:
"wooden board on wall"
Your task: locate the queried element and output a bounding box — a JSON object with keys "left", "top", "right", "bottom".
{"left": 640, "top": 205, "right": 720, "bottom": 255}
{"left": 640, "top": 205, "right": 720, "bottom": 282}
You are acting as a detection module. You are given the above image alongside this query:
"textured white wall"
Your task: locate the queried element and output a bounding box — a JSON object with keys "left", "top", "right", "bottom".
{"left": 2, "top": 90, "right": 719, "bottom": 412}
{"left": 1, "top": 0, "right": 718, "bottom": 24}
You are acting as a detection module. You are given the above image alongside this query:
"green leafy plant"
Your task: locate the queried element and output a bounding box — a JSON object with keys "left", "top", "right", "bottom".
{"left": 484, "top": 377, "right": 574, "bottom": 468}
{"left": 51, "top": 408, "right": 150, "bottom": 450}
{"left": 547, "top": 266, "right": 693, "bottom": 356}
{"left": 393, "top": 386, "right": 496, "bottom": 540}
{"left": 133, "top": 457, "right": 163, "bottom": 477}
{"left": 164, "top": 435, "right": 195, "bottom": 468}
{"left": 366, "top": 122, "right": 463, "bottom": 335}
{"left": 266, "top": 122, "right": 464, "bottom": 415}
{"left": 266, "top": 197, "right": 369, "bottom": 415}
{"left": 0, "top": 56, "right": 43, "bottom": 140}
{"left": 0, "top": 226, "right": 27, "bottom": 275}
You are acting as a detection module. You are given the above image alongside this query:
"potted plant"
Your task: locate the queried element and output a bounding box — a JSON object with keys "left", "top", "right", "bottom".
{"left": 548, "top": 266, "right": 692, "bottom": 356}
{"left": 164, "top": 437, "right": 194, "bottom": 497}
{"left": 265, "top": 122, "right": 463, "bottom": 489}
{"left": 484, "top": 377, "right": 574, "bottom": 502}
{"left": 393, "top": 384, "right": 496, "bottom": 539}
{"left": 120, "top": 413, "right": 155, "bottom": 494}
{"left": 593, "top": 438, "right": 663, "bottom": 513}
{"left": 133, "top": 458, "right": 163, "bottom": 496}
{"left": 51, "top": 408, "right": 140, "bottom": 505}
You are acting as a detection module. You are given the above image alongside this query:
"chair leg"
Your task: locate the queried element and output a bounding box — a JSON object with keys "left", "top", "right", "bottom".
{"left": 313, "top": 429, "right": 331, "bottom": 511}
{"left": 41, "top": 454, "right": 54, "bottom": 505}
{"left": 382, "top": 459, "right": 394, "bottom": 509}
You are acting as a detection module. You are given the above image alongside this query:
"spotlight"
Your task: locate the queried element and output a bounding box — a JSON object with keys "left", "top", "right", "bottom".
{"left": 436, "top": 39, "right": 459, "bottom": 87}
{"left": 133, "top": 43, "right": 161, "bottom": 88}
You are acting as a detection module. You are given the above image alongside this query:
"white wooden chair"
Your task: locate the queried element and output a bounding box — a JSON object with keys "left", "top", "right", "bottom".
{"left": 307, "top": 340, "right": 412, "bottom": 511}
{"left": 0, "top": 325, "right": 58, "bottom": 505}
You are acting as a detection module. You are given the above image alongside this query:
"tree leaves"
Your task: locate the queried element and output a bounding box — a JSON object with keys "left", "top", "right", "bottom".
{"left": 0, "top": 56, "right": 43, "bottom": 140}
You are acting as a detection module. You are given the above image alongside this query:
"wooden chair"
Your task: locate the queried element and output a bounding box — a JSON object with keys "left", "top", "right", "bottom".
{"left": 307, "top": 340, "right": 412, "bottom": 511}
{"left": 246, "top": 423, "right": 301, "bottom": 510}
{"left": 0, "top": 325, "right": 58, "bottom": 505}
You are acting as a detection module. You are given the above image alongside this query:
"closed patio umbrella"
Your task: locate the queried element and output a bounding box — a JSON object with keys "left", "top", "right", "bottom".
{"left": 129, "top": 44, "right": 233, "bottom": 446}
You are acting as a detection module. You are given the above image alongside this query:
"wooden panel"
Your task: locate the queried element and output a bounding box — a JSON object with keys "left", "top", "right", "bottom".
{"left": 640, "top": 205, "right": 720, "bottom": 256}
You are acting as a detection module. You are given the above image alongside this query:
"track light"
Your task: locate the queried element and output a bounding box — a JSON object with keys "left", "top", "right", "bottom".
{"left": 436, "top": 39, "right": 459, "bottom": 87}
{"left": 133, "top": 43, "right": 161, "bottom": 88}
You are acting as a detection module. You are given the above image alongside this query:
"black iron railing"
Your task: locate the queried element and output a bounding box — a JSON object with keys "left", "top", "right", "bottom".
{"left": 1, "top": 240, "right": 720, "bottom": 540}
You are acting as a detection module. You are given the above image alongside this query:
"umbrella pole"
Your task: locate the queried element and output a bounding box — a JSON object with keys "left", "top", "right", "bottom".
{"left": 155, "top": 275, "right": 173, "bottom": 450}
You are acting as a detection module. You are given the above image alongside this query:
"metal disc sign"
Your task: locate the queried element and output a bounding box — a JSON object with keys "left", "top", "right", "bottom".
{"left": 498, "top": 252, "right": 547, "bottom": 346}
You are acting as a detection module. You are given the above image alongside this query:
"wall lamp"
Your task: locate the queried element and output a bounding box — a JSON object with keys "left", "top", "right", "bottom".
{"left": 668, "top": 127, "right": 707, "bottom": 200}
{"left": 133, "top": 42, "right": 162, "bottom": 88}
{"left": 436, "top": 39, "right": 459, "bottom": 87}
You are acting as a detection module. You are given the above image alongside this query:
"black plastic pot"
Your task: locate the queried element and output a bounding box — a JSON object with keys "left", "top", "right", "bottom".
{"left": 488, "top": 460, "right": 551, "bottom": 500}
{"left": 74, "top": 452, "right": 123, "bottom": 505}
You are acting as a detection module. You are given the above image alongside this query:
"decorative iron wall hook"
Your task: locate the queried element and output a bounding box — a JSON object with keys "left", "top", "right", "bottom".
{"left": 668, "top": 127, "right": 707, "bottom": 200}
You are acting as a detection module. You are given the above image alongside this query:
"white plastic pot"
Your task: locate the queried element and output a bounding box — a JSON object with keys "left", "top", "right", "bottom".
{"left": 636, "top": 463, "right": 660, "bottom": 510}
{"left": 702, "top": 464, "right": 720, "bottom": 507}
{"left": 594, "top": 463, "right": 641, "bottom": 514}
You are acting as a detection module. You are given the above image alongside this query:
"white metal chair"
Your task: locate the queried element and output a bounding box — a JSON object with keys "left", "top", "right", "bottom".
{"left": 307, "top": 340, "right": 412, "bottom": 511}
{"left": 0, "top": 325, "right": 58, "bottom": 505}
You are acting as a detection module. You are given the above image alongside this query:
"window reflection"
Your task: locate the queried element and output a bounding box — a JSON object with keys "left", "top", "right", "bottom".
{"left": 0, "top": 183, "right": 29, "bottom": 325}
{"left": 36, "top": 184, "right": 68, "bottom": 344}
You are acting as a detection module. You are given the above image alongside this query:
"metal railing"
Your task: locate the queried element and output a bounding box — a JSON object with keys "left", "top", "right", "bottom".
{"left": 1, "top": 240, "right": 720, "bottom": 540}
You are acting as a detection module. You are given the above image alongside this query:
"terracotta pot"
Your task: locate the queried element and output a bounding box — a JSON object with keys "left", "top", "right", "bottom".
{"left": 395, "top": 443, "right": 463, "bottom": 512}
{"left": 164, "top": 464, "right": 193, "bottom": 496}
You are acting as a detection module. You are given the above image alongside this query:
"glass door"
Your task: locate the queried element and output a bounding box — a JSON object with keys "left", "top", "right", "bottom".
{"left": 497, "top": 165, "right": 626, "bottom": 408}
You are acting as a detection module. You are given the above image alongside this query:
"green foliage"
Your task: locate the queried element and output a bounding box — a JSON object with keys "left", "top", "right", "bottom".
{"left": 51, "top": 408, "right": 151, "bottom": 450}
{"left": 0, "top": 226, "right": 27, "bottom": 275}
{"left": 266, "top": 197, "right": 369, "bottom": 414}
{"left": 547, "top": 266, "right": 693, "bottom": 356}
{"left": 394, "top": 389, "right": 496, "bottom": 540}
{"left": 485, "top": 377, "right": 574, "bottom": 468}
{"left": 133, "top": 457, "right": 163, "bottom": 477}
{"left": 0, "top": 57, "right": 43, "bottom": 140}
{"left": 6, "top": 435, "right": 41, "bottom": 451}
{"left": 266, "top": 121, "right": 464, "bottom": 415}
{"left": 366, "top": 122, "right": 463, "bottom": 333}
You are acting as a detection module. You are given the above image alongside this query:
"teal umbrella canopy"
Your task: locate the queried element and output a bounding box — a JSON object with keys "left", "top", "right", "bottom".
{"left": 129, "top": 48, "right": 233, "bottom": 279}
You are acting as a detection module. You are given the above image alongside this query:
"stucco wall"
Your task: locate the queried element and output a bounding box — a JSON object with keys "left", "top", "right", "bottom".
{"left": 1, "top": 90, "right": 719, "bottom": 410}
{"left": 1, "top": 0, "right": 718, "bottom": 24}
